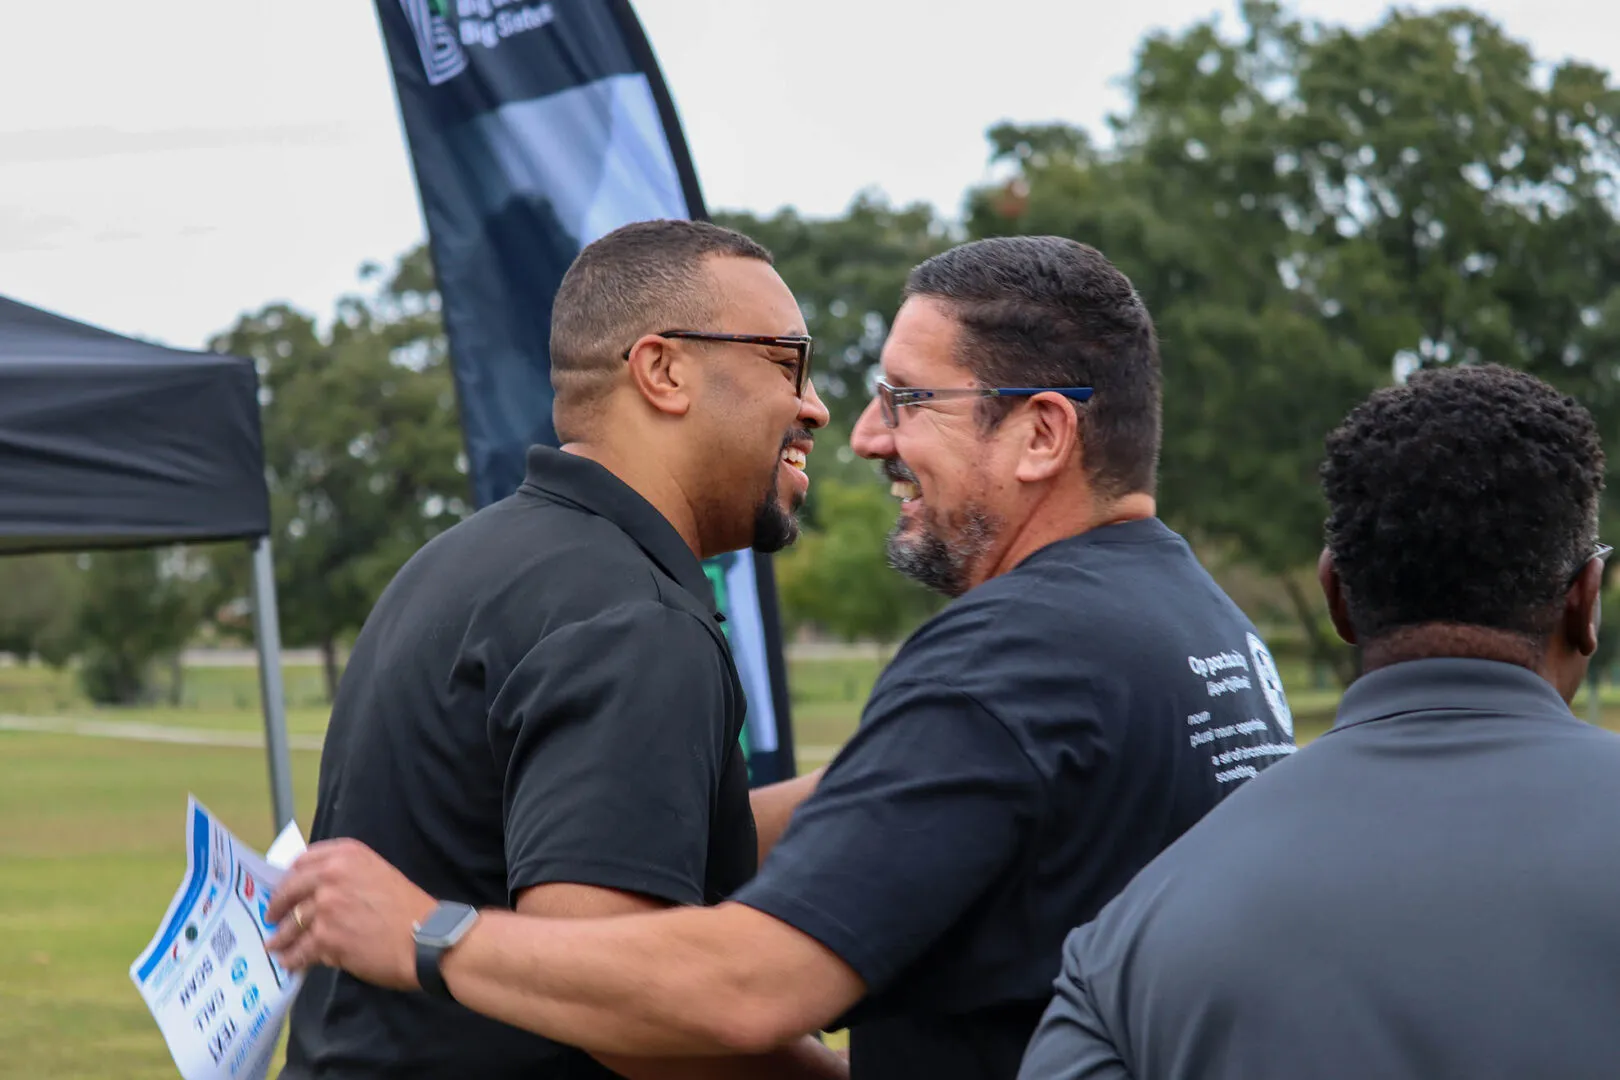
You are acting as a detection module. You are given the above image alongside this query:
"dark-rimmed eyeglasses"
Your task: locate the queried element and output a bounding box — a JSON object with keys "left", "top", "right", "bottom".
{"left": 625, "top": 330, "right": 814, "bottom": 397}
{"left": 866, "top": 373, "right": 1093, "bottom": 428}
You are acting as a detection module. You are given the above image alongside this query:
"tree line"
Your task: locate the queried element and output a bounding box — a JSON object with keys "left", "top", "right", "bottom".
{"left": 6, "top": 1, "right": 1620, "bottom": 703}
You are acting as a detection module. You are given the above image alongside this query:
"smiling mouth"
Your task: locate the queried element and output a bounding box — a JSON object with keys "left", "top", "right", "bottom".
{"left": 782, "top": 446, "right": 807, "bottom": 471}
{"left": 884, "top": 459, "right": 921, "bottom": 503}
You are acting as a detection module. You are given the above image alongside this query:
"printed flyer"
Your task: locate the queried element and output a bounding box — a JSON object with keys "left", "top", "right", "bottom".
{"left": 130, "top": 797, "right": 306, "bottom": 1080}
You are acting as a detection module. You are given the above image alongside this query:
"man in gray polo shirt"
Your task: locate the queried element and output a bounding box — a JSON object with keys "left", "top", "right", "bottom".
{"left": 1018, "top": 363, "right": 1620, "bottom": 1080}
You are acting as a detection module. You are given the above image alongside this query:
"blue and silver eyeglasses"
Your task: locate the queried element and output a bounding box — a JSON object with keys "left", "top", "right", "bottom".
{"left": 866, "top": 370, "right": 1094, "bottom": 428}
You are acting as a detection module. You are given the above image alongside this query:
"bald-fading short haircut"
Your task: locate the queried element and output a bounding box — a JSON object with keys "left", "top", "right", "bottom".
{"left": 550, "top": 218, "right": 773, "bottom": 441}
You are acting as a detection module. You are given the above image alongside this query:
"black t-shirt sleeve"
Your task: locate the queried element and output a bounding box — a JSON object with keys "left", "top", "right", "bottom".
{"left": 730, "top": 678, "right": 1044, "bottom": 994}
{"left": 487, "top": 601, "right": 733, "bottom": 907}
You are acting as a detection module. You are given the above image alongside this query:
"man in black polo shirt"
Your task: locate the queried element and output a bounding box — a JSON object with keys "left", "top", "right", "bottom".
{"left": 1017, "top": 365, "right": 1620, "bottom": 1079}
{"left": 277, "top": 219, "right": 844, "bottom": 1079}
{"left": 269, "top": 236, "right": 1294, "bottom": 1079}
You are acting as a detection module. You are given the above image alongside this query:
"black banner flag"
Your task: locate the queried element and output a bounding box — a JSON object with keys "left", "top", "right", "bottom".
{"left": 374, "top": 0, "right": 797, "bottom": 782}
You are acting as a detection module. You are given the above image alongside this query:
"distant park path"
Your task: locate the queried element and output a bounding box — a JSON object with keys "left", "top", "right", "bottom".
{"left": 0, "top": 712, "right": 846, "bottom": 763}
{"left": 0, "top": 713, "right": 325, "bottom": 751}
{"left": 177, "top": 641, "right": 886, "bottom": 667}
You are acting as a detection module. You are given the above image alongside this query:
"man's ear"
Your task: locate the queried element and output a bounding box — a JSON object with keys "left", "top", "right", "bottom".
{"left": 1013, "top": 395, "right": 1081, "bottom": 484}
{"left": 624, "top": 335, "right": 693, "bottom": 418}
{"left": 1563, "top": 559, "right": 1603, "bottom": 658}
{"left": 1318, "top": 548, "right": 1357, "bottom": 646}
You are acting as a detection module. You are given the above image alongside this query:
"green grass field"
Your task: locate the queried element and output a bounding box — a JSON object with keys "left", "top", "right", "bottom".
{"left": 0, "top": 655, "right": 1610, "bottom": 1078}
{"left": 0, "top": 657, "right": 880, "bottom": 1078}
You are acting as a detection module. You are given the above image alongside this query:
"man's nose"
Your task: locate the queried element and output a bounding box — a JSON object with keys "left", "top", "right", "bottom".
{"left": 849, "top": 395, "right": 894, "bottom": 460}
{"left": 798, "top": 378, "right": 831, "bottom": 430}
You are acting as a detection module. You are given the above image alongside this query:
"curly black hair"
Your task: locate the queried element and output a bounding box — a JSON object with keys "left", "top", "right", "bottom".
{"left": 1321, "top": 364, "right": 1606, "bottom": 642}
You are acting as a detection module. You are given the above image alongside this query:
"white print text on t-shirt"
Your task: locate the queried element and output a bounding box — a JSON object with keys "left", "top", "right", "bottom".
{"left": 1186, "top": 708, "right": 1297, "bottom": 783}
{"left": 1187, "top": 649, "right": 1253, "bottom": 697}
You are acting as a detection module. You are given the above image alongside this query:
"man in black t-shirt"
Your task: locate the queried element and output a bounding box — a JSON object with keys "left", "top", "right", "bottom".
{"left": 268, "top": 237, "right": 1294, "bottom": 1080}
{"left": 276, "top": 219, "right": 844, "bottom": 1080}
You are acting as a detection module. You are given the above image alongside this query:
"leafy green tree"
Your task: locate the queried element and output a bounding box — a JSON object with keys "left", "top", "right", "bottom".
{"left": 775, "top": 477, "right": 945, "bottom": 658}
{"left": 71, "top": 547, "right": 210, "bottom": 705}
{"left": 208, "top": 246, "right": 468, "bottom": 700}
{"left": 0, "top": 553, "right": 81, "bottom": 666}
{"left": 967, "top": 1, "right": 1620, "bottom": 683}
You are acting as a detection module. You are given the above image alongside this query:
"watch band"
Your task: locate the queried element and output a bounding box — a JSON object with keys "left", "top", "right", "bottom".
{"left": 415, "top": 936, "right": 456, "bottom": 1001}
{"left": 413, "top": 900, "right": 477, "bottom": 1002}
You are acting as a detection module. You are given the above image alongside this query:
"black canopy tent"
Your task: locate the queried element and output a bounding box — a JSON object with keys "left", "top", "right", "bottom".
{"left": 0, "top": 293, "right": 296, "bottom": 829}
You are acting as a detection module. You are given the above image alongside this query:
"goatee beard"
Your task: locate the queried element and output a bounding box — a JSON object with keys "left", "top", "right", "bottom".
{"left": 752, "top": 491, "right": 798, "bottom": 553}
{"left": 886, "top": 501, "right": 999, "bottom": 598}
{"left": 751, "top": 461, "right": 803, "bottom": 554}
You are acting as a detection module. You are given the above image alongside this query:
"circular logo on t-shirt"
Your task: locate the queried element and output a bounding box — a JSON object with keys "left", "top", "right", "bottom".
{"left": 1247, "top": 632, "right": 1293, "bottom": 738}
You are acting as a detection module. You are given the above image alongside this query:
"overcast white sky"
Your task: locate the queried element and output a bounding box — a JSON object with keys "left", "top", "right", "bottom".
{"left": 0, "top": 0, "right": 1609, "bottom": 349}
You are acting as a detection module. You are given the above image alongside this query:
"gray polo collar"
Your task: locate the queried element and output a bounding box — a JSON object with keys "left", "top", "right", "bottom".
{"left": 1331, "top": 658, "right": 1576, "bottom": 735}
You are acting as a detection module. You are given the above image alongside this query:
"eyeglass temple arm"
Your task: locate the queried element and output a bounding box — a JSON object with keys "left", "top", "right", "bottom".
{"left": 989, "top": 388, "right": 1094, "bottom": 399}
{"left": 894, "top": 387, "right": 1092, "bottom": 401}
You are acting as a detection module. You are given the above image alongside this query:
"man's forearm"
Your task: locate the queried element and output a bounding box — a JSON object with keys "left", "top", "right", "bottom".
{"left": 749, "top": 766, "right": 824, "bottom": 863}
{"left": 439, "top": 902, "right": 859, "bottom": 1057}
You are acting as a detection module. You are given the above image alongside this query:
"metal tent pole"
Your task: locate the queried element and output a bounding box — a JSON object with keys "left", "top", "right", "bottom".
{"left": 249, "top": 536, "right": 296, "bottom": 830}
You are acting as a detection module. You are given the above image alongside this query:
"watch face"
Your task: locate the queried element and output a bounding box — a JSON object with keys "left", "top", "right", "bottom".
{"left": 416, "top": 902, "right": 477, "bottom": 946}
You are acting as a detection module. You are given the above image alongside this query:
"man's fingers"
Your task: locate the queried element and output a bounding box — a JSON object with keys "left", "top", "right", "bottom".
{"left": 265, "top": 842, "right": 353, "bottom": 922}
{"left": 269, "top": 889, "right": 332, "bottom": 970}
{"left": 262, "top": 839, "right": 424, "bottom": 992}
{"left": 265, "top": 899, "right": 309, "bottom": 954}
{"left": 265, "top": 868, "right": 317, "bottom": 923}
{"left": 264, "top": 884, "right": 297, "bottom": 924}
{"left": 265, "top": 922, "right": 295, "bottom": 954}
{"left": 266, "top": 880, "right": 322, "bottom": 952}
{"left": 276, "top": 924, "right": 327, "bottom": 974}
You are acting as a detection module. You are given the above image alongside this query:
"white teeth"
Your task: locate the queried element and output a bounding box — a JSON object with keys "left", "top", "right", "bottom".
{"left": 781, "top": 447, "right": 807, "bottom": 470}
{"left": 890, "top": 480, "right": 921, "bottom": 501}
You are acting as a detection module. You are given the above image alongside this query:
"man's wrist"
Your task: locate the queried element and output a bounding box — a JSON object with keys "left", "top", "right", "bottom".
{"left": 412, "top": 901, "right": 480, "bottom": 1000}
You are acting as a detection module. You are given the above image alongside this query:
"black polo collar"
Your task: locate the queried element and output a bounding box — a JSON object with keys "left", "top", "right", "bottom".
{"left": 517, "top": 445, "right": 719, "bottom": 616}
{"left": 1329, "top": 657, "right": 1575, "bottom": 735}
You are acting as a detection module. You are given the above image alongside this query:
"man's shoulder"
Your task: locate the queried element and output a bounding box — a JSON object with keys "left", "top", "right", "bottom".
{"left": 875, "top": 580, "right": 1035, "bottom": 695}
{"left": 1557, "top": 718, "right": 1620, "bottom": 754}
{"left": 424, "top": 488, "right": 649, "bottom": 571}
{"left": 345, "top": 490, "right": 721, "bottom": 704}
{"left": 422, "top": 491, "right": 709, "bottom": 619}
{"left": 1064, "top": 703, "right": 1620, "bottom": 966}
{"left": 860, "top": 569, "right": 1110, "bottom": 752}
{"left": 890, "top": 555, "right": 1099, "bottom": 655}
{"left": 882, "top": 529, "right": 1250, "bottom": 692}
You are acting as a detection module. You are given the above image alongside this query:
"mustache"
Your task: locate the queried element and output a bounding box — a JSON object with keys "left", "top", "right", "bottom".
{"left": 780, "top": 427, "right": 815, "bottom": 451}
{"left": 882, "top": 458, "right": 918, "bottom": 484}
